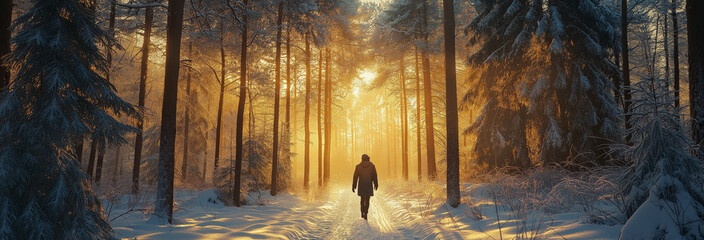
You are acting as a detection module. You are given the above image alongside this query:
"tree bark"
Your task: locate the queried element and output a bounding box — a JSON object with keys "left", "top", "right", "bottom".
{"left": 95, "top": 150, "right": 105, "bottom": 184}
{"left": 621, "top": 0, "right": 632, "bottom": 142}
{"left": 673, "top": 0, "right": 681, "bottom": 110}
{"left": 87, "top": 139, "right": 97, "bottom": 177}
{"left": 421, "top": 0, "right": 437, "bottom": 180}
{"left": 155, "top": 0, "right": 185, "bottom": 223}
{"left": 422, "top": 57, "right": 436, "bottom": 179}
{"left": 113, "top": 145, "right": 121, "bottom": 184}
{"left": 324, "top": 48, "right": 332, "bottom": 183}
{"left": 443, "top": 0, "right": 460, "bottom": 208}
{"left": 271, "top": 2, "right": 284, "bottom": 196}
{"left": 214, "top": 34, "right": 226, "bottom": 177}
{"left": 132, "top": 5, "right": 155, "bottom": 194}
{"left": 688, "top": 0, "right": 704, "bottom": 146}
{"left": 181, "top": 42, "right": 193, "bottom": 181}
{"left": 317, "top": 48, "right": 323, "bottom": 186}
{"left": 233, "top": 0, "right": 249, "bottom": 207}
{"left": 399, "top": 55, "right": 409, "bottom": 181}
{"left": 414, "top": 50, "right": 422, "bottom": 180}
{"left": 97, "top": 0, "right": 117, "bottom": 185}
{"left": 0, "top": 0, "right": 11, "bottom": 90}
{"left": 304, "top": 32, "right": 311, "bottom": 191}
{"left": 202, "top": 130, "right": 208, "bottom": 182}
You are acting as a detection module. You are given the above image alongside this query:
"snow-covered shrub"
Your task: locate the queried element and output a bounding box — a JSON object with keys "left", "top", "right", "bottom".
{"left": 619, "top": 78, "right": 704, "bottom": 239}
{"left": 546, "top": 166, "right": 626, "bottom": 224}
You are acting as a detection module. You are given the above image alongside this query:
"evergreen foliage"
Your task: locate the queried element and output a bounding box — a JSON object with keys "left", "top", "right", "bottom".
{"left": 465, "top": 0, "right": 621, "bottom": 168}
{"left": 0, "top": 0, "right": 138, "bottom": 238}
{"left": 620, "top": 76, "right": 704, "bottom": 239}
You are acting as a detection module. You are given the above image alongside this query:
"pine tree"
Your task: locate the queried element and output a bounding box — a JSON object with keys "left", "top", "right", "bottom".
{"left": 529, "top": 0, "right": 621, "bottom": 166}
{"left": 443, "top": 0, "right": 460, "bottom": 208}
{"left": 465, "top": 0, "right": 540, "bottom": 169}
{"left": 154, "top": 0, "right": 186, "bottom": 224}
{"left": 0, "top": 0, "right": 138, "bottom": 238}
{"left": 271, "top": 1, "right": 284, "bottom": 196}
{"left": 620, "top": 76, "right": 704, "bottom": 239}
{"left": 0, "top": 0, "right": 11, "bottom": 91}
{"left": 688, "top": 0, "right": 704, "bottom": 148}
{"left": 132, "top": 1, "right": 156, "bottom": 194}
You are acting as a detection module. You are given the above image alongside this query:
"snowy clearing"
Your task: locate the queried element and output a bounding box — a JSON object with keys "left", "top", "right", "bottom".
{"left": 109, "top": 182, "right": 621, "bottom": 239}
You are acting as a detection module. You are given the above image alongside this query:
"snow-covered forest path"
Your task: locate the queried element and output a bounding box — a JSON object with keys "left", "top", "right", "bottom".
{"left": 112, "top": 183, "right": 468, "bottom": 239}
{"left": 290, "top": 185, "right": 462, "bottom": 239}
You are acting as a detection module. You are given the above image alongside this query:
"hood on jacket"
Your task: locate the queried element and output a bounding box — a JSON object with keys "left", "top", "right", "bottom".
{"left": 360, "top": 161, "right": 373, "bottom": 168}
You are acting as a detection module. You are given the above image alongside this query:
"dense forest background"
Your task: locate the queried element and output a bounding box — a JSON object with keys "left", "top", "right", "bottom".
{"left": 1, "top": 0, "right": 704, "bottom": 239}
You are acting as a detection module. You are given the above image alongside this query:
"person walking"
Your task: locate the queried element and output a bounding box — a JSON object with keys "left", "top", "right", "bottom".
{"left": 352, "top": 154, "right": 379, "bottom": 220}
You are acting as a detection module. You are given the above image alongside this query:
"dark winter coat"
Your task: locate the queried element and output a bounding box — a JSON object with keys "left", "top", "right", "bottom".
{"left": 353, "top": 160, "right": 378, "bottom": 196}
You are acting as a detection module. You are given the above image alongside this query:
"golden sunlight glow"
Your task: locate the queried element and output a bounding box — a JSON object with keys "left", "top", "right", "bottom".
{"left": 359, "top": 70, "right": 376, "bottom": 85}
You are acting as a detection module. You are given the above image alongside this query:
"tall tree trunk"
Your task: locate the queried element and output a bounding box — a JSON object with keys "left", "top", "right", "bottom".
{"left": 214, "top": 23, "right": 226, "bottom": 178}
{"left": 233, "top": 0, "right": 248, "bottom": 206}
{"left": 688, "top": 0, "right": 704, "bottom": 146}
{"left": 87, "top": 140, "right": 97, "bottom": 177}
{"left": 422, "top": 57, "right": 436, "bottom": 179}
{"left": 673, "top": 0, "right": 681, "bottom": 110}
{"left": 422, "top": 0, "right": 437, "bottom": 179}
{"left": 113, "top": 145, "right": 121, "bottom": 184}
{"left": 443, "top": 0, "right": 460, "bottom": 208}
{"left": 271, "top": 2, "right": 284, "bottom": 196}
{"left": 317, "top": 48, "right": 323, "bottom": 186}
{"left": 95, "top": 150, "right": 104, "bottom": 184}
{"left": 97, "top": 0, "right": 117, "bottom": 185}
{"left": 202, "top": 130, "right": 208, "bottom": 182}
{"left": 181, "top": 42, "right": 193, "bottom": 180}
{"left": 386, "top": 105, "right": 391, "bottom": 177}
{"left": 324, "top": 48, "right": 332, "bottom": 183}
{"left": 132, "top": 5, "right": 154, "bottom": 194}
{"left": 414, "top": 50, "right": 422, "bottom": 180}
{"left": 0, "top": 0, "right": 11, "bottom": 90}
{"left": 155, "top": 0, "right": 186, "bottom": 223}
{"left": 621, "top": 0, "right": 632, "bottom": 142}
{"left": 399, "top": 55, "right": 409, "bottom": 180}
{"left": 304, "top": 32, "right": 311, "bottom": 191}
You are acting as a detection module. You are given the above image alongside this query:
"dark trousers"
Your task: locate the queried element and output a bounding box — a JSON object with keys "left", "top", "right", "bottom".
{"left": 360, "top": 196, "right": 370, "bottom": 214}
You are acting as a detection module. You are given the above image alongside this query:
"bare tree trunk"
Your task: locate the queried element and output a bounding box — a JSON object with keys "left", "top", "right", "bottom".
{"left": 214, "top": 22, "right": 227, "bottom": 178}
{"left": 317, "top": 48, "right": 323, "bottom": 187}
{"left": 688, "top": 0, "right": 704, "bottom": 146}
{"left": 271, "top": 2, "right": 284, "bottom": 196}
{"left": 202, "top": 130, "right": 208, "bottom": 182}
{"left": 414, "top": 50, "right": 422, "bottom": 180}
{"left": 0, "top": 0, "right": 11, "bottom": 90}
{"left": 97, "top": 0, "right": 117, "bottom": 185}
{"left": 399, "top": 55, "right": 409, "bottom": 180}
{"left": 304, "top": 32, "right": 311, "bottom": 191}
{"left": 621, "top": 0, "right": 632, "bottom": 142}
{"left": 673, "top": 0, "right": 681, "bottom": 111}
{"left": 324, "top": 48, "right": 332, "bottom": 184}
{"left": 87, "top": 140, "right": 97, "bottom": 177}
{"left": 95, "top": 150, "right": 104, "bottom": 184}
{"left": 113, "top": 145, "right": 121, "bottom": 184}
{"left": 233, "top": 0, "right": 249, "bottom": 207}
{"left": 443, "top": 0, "right": 460, "bottom": 208}
{"left": 422, "top": 0, "right": 437, "bottom": 179}
{"left": 132, "top": 4, "right": 154, "bottom": 194}
{"left": 181, "top": 42, "right": 193, "bottom": 180}
{"left": 155, "top": 0, "right": 186, "bottom": 223}
{"left": 386, "top": 105, "right": 391, "bottom": 177}
{"left": 422, "top": 57, "right": 436, "bottom": 179}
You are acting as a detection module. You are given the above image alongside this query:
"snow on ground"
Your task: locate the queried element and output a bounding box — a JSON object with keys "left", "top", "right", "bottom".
{"left": 108, "top": 182, "right": 622, "bottom": 239}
